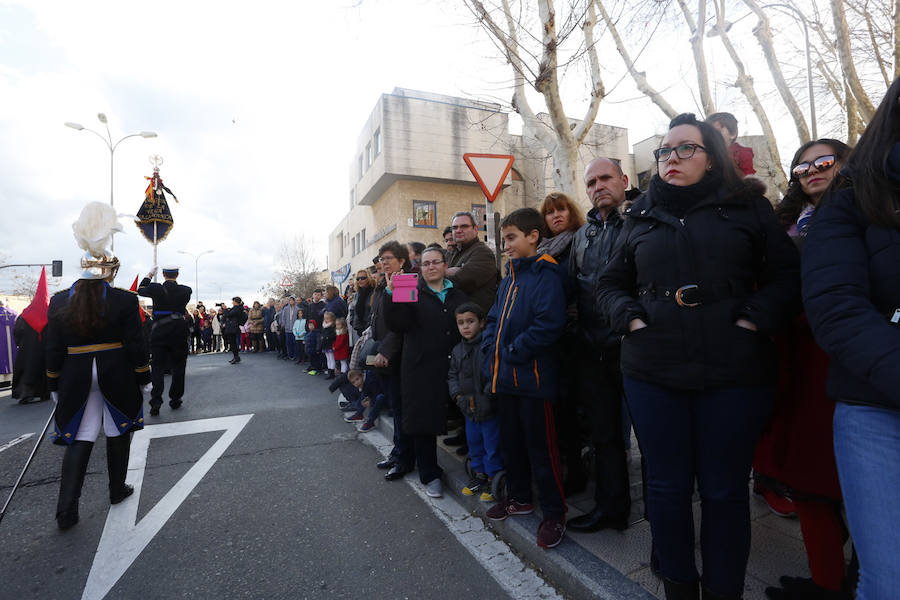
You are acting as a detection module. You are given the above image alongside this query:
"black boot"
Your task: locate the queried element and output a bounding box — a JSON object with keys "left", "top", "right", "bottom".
{"left": 106, "top": 434, "right": 134, "bottom": 504}
{"left": 56, "top": 441, "right": 94, "bottom": 530}
{"left": 702, "top": 584, "right": 742, "bottom": 600}
{"left": 325, "top": 369, "right": 336, "bottom": 380}
{"left": 662, "top": 577, "right": 700, "bottom": 600}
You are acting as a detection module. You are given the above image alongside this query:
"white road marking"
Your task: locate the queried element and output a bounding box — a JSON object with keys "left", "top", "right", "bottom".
{"left": 0, "top": 433, "right": 35, "bottom": 454}
{"left": 81, "top": 414, "right": 254, "bottom": 600}
{"left": 360, "top": 428, "right": 564, "bottom": 600}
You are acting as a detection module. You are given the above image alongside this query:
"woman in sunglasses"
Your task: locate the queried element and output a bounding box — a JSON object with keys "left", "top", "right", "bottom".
{"left": 776, "top": 139, "right": 852, "bottom": 240}
{"left": 803, "top": 79, "right": 900, "bottom": 599}
{"left": 753, "top": 138, "right": 853, "bottom": 600}
{"left": 597, "top": 113, "right": 800, "bottom": 600}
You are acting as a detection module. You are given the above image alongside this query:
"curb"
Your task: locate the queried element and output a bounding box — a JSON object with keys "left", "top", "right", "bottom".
{"left": 372, "top": 413, "right": 656, "bottom": 600}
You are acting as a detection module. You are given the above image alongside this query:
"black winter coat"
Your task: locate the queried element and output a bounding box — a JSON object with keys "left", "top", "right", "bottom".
{"left": 368, "top": 280, "right": 403, "bottom": 373}
{"left": 597, "top": 182, "right": 800, "bottom": 390}
{"left": 570, "top": 207, "right": 625, "bottom": 355}
{"left": 384, "top": 279, "right": 468, "bottom": 435}
{"left": 318, "top": 325, "right": 336, "bottom": 351}
{"left": 46, "top": 283, "right": 151, "bottom": 444}
{"left": 802, "top": 185, "right": 900, "bottom": 410}
{"left": 222, "top": 305, "right": 243, "bottom": 335}
{"left": 448, "top": 332, "right": 494, "bottom": 422}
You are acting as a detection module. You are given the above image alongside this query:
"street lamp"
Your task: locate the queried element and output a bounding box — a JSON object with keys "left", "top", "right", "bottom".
{"left": 64, "top": 114, "right": 157, "bottom": 250}
{"left": 708, "top": 4, "right": 816, "bottom": 140}
{"left": 177, "top": 250, "right": 215, "bottom": 304}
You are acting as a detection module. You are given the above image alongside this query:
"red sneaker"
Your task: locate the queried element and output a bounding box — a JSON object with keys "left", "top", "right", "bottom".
{"left": 760, "top": 488, "right": 797, "bottom": 518}
{"left": 486, "top": 498, "right": 534, "bottom": 521}
{"left": 537, "top": 516, "right": 566, "bottom": 549}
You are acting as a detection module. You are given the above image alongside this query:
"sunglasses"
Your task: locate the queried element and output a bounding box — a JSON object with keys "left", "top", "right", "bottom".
{"left": 792, "top": 154, "right": 836, "bottom": 179}
{"left": 356, "top": 276, "right": 368, "bottom": 280}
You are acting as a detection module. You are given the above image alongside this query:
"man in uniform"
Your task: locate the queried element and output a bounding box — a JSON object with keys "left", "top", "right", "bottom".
{"left": 138, "top": 265, "right": 192, "bottom": 416}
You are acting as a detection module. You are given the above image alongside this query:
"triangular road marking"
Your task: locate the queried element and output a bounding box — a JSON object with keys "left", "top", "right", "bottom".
{"left": 81, "top": 414, "right": 253, "bottom": 600}
{"left": 463, "top": 153, "right": 515, "bottom": 202}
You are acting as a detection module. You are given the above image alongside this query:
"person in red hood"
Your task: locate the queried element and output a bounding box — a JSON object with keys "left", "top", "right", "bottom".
{"left": 11, "top": 267, "right": 51, "bottom": 403}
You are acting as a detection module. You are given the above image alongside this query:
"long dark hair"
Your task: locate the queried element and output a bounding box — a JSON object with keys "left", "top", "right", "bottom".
{"left": 845, "top": 77, "right": 900, "bottom": 228}
{"left": 665, "top": 113, "right": 744, "bottom": 191}
{"left": 66, "top": 279, "right": 106, "bottom": 336}
{"left": 775, "top": 138, "right": 851, "bottom": 227}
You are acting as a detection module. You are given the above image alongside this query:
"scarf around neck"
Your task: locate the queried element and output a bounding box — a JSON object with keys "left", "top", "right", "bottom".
{"left": 650, "top": 171, "right": 722, "bottom": 219}
{"left": 537, "top": 228, "right": 575, "bottom": 259}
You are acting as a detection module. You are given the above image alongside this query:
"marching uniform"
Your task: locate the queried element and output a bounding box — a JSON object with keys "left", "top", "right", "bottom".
{"left": 137, "top": 268, "right": 192, "bottom": 414}
{"left": 46, "top": 284, "right": 151, "bottom": 443}
{"left": 50, "top": 201, "right": 150, "bottom": 530}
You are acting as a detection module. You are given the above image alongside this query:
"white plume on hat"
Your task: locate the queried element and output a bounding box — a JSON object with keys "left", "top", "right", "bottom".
{"left": 72, "top": 202, "right": 124, "bottom": 257}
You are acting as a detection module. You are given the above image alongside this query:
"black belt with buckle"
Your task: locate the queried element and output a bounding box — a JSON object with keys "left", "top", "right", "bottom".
{"left": 638, "top": 281, "right": 748, "bottom": 308}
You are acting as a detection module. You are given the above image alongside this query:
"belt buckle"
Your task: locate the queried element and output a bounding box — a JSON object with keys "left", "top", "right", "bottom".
{"left": 675, "top": 284, "right": 701, "bottom": 307}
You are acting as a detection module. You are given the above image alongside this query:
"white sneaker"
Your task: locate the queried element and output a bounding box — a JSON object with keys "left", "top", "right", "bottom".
{"left": 425, "top": 479, "right": 443, "bottom": 498}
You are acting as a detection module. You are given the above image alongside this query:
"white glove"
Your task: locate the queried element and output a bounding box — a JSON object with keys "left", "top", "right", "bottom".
{"left": 141, "top": 383, "right": 153, "bottom": 394}
{"left": 51, "top": 391, "right": 59, "bottom": 405}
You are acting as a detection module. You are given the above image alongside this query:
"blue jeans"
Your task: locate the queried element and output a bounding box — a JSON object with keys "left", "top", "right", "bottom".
{"left": 284, "top": 334, "right": 295, "bottom": 360}
{"left": 365, "top": 393, "right": 388, "bottom": 425}
{"left": 466, "top": 416, "right": 503, "bottom": 477}
{"left": 624, "top": 377, "right": 773, "bottom": 596}
{"left": 833, "top": 402, "right": 900, "bottom": 599}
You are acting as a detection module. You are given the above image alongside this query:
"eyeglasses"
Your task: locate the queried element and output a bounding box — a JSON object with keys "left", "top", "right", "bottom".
{"left": 378, "top": 255, "right": 396, "bottom": 263}
{"left": 420, "top": 260, "right": 444, "bottom": 268}
{"left": 356, "top": 276, "right": 368, "bottom": 281}
{"left": 791, "top": 154, "right": 836, "bottom": 179}
{"left": 451, "top": 223, "right": 472, "bottom": 230}
{"left": 653, "top": 143, "right": 707, "bottom": 162}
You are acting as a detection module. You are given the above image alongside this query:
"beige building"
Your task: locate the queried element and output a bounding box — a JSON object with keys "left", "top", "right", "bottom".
{"left": 328, "top": 88, "right": 633, "bottom": 277}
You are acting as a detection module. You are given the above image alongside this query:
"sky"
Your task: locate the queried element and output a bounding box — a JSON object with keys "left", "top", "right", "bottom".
{"left": 0, "top": 0, "right": 826, "bottom": 304}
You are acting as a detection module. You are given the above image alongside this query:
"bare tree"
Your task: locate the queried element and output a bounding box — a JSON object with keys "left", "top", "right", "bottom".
{"left": 465, "top": 0, "right": 605, "bottom": 197}
{"left": 259, "top": 234, "right": 324, "bottom": 301}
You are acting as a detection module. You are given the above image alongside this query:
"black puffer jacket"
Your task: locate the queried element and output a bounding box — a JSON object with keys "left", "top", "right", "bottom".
{"left": 569, "top": 207, "right": 624, "bottom": 355}
{"left": 448, "top": 332, "right": 494, "bottom": 422}
{"left": 802, "top": 184, "right": 900, "bottom": 410}
{"left": 597, "top": 181, "right": 800, "bottom": 390}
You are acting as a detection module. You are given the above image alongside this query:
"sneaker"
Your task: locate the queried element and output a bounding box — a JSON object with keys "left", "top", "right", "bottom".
{"left": 486, "top": 498, "right": 534, "bottom": 521}
{"left": 425, "top": 479, "right": 443, "bottom": 498}
{"left": 462, "top": 473, "right": 489, "bottom": 496}
{"left": 344, "top": 413, "right": 364, "bottom": 423}
{"left": 759, "top": 488, "right": 797, "bottom": 518}
{"left": 358, "top": 421, "right": 376, "bottom": 432}
{"left": 537, "top": 516, "right": 566, "bottom": 549}
{"left": 338, "top": 400, "right": 353, "bottom": 411}
{"left": 307, "top": 370, "right": 318, "bottom": 376}
{"left": 479, "top": 491, "right": 495, "bottom": 502}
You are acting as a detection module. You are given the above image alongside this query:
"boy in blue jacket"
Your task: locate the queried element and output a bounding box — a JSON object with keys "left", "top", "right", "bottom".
{"left": 482, "top": 207, "right": 568, "bottom": 549}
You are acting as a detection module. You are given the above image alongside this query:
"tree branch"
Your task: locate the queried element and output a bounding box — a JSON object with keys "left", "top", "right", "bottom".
{"left": 829, "top": 0, "right": 876, "bottom": 121}
{"left": 572, "top": 0, "right": 605, "bottom": 144}
{"left": 676, "top": 0, "right": 716, "bottom": 115}
{"left": 595, "top": 0, "right": 678, "bottom": 119}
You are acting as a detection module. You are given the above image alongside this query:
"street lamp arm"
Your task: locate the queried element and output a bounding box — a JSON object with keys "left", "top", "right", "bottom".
{"left": 111, "top": 132, "right": 148, "bottom": 153}
{"left": 76, "top": 127, "right": 113, "bottom": 151}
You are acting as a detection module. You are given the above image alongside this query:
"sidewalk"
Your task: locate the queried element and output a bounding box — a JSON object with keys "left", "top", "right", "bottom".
{"left": 370, "top": 412, "right": 815, "bottom": 600}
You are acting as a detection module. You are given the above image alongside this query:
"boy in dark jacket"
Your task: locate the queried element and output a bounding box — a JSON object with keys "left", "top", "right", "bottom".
{"left": 448, "top": 302, "right": 502, "bottom": 502}
{"left": 305, "top": 320, "right": 323, "bottom": 375}
{"left": 482, "top": 208, "right": 568, "bottom": 549}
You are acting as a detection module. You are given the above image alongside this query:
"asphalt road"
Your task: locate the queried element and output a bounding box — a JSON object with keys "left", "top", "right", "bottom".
{"left": 0, "top": 351, "right": 537, "bottom": 600}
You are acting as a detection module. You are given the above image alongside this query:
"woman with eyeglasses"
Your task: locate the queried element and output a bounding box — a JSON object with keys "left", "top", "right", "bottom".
{"left": 597, "top": 113, "right": 800, "bottom": 600}
{"left": 802, "top": 79, "right": 900, "bottom": 600}
{"left": 753, "top": 138, "right": 852, "bottom": 600}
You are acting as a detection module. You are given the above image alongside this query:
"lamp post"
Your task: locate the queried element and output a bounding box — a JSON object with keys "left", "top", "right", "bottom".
{"left": 177, "top": 250, "right": 215, "bottom": 304}
{"left": 64, "top": 114, "right": 157, "bottom": 250}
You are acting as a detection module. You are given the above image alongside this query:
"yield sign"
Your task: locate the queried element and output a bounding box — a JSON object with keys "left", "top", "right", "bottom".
{"left": 280, "top": 276, "right": 292, "bottom": 288}
{"left": 463, "top": 153, "right": 514, "bottom": 203}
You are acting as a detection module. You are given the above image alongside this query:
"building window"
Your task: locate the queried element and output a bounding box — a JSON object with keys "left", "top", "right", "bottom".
{"left": 337, "top": 231, "right": 344, "bottom": 258}
{"left": 471, "top": 204, "right": 486, "bottom": 231}
{"left": 358, "top": 155, "right": 363, "bottom": 180}
{"left": 374, "top": 128, "right": 381, "bottom": 156}
{"left": 412, "top": 200, "right": 437, "bottom": 228}
{"left": 366, "top": 143, "right": 372, "bottom": 168}
{"left": 350, "top": 189, "right": 355, "bottom": 208}
{"left": 355, "top": 233, "right": 361, "bottom": 255}
{"left": 352, "top": 236, "right": 357, "bottom": 256}
{"left": 361, "top": 228, "right": 366, "bottom": 249}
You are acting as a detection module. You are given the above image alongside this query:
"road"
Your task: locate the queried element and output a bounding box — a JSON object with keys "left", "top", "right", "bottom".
{"left": 0, "top": 352, "right": 561, "bottom": 600}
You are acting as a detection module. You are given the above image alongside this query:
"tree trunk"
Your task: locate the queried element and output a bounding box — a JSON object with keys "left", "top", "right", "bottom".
{"left": 830, "top": 0, "right": 876, "bottom": 121}
{"left": 846, "top": 80, "right": 860, "bottom": 144}
{"left": 713, "top": 3, "right": 788, "bottom": 193}
{"left": 743, "top": 0, "right": 811, "bottom": 143}
{"left": 550, "top": 143, "right": 581, "bottom": 198}
{"left": 676, "top": 0, "right": 716, "bottom": 115}
{"left": 595, "top": 0, "right": 678, "bottom": 119}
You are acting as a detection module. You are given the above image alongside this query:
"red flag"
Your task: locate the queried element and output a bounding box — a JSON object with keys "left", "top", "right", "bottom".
{"left": 130, "top": 274, "right": 147, "bottom": 323}
{"left": 21, "top": 266, "right": 49, "bottom": 336}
